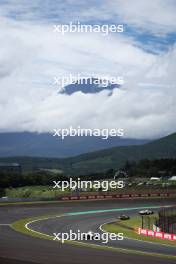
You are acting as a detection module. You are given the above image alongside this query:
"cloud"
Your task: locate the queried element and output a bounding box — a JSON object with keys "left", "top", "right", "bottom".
{"left": 0, "top": 0, "right": 176, "bottom": 35}
{"left": 0, "top": 1, "right": 175, "bottom": 139}
{"left": 101, "top": 0, "right": 176, "bottom": 35}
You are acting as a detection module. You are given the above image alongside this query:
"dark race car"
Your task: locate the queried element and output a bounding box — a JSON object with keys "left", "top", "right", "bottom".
{"left": 118, "top": 214, "right": 130, "bottom": 220}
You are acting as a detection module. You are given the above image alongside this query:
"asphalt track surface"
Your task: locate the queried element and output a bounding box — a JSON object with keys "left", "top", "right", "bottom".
{"left": 0, "top": 198, "right": 176, "bottom": 264}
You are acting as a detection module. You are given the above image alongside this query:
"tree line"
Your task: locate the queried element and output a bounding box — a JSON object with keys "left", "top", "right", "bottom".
{"left": 0, "top": 158, "right": 176, "bottom": 188}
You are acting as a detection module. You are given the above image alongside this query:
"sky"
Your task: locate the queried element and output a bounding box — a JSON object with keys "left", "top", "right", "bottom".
{"left": 0, "top": 0, "right": 176, "bottom": 139}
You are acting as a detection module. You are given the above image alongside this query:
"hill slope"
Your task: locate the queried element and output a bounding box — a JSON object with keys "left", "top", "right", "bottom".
{"left": 0, "top": 133, "right": 176, "bottom": 175}
{"left": 67, "top": 132, "right": 176, "bottom": 174}
{"left": 0, "top": 132, "right": 148, "bottom": 158}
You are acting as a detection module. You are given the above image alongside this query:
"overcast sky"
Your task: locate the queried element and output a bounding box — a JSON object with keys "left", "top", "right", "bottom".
{"left": 0, "top": 0, "right": 176, "bottom": 139}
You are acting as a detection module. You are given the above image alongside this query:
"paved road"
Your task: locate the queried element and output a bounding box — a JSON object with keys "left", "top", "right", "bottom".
{"left": 0, "top": 198, "right": 176, "bottom": 264}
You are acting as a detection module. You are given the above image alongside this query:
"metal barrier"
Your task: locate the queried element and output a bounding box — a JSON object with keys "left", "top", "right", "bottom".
{"left": 60, "top": 192, "right": 176, "bottom": 201}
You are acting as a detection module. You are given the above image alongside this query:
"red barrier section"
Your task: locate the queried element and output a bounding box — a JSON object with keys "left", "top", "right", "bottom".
{"left": 136, "top": 227, "right": 176, "bottom": 241}
{"left": 60, "top": 193, "right": 174, "bottom": 201}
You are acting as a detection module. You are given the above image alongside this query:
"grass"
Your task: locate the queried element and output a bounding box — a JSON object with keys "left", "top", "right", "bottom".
{"left": 103, "top": 215, "right": 176, "bottom": 246}
{"left": 4, "top": 185, "right": 70, "bottom": 199}
{"left": 12, "top": 216, "right": 55, "bottom": 239}
{"left": 3, "top": 184, "right": 176, "bottom": 199}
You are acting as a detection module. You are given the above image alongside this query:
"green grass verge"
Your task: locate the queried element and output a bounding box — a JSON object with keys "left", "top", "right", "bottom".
{"left": 5, "top": 185, "right": 70, "bottom": 199}
{"left": 103, "top": 216, "right": 176, "bottom": 246}
{"left": 11, "top": 215, "right": 56, "bottom": 239}
{"left": 3, "top": 184, "right": 176, "bottom": 199}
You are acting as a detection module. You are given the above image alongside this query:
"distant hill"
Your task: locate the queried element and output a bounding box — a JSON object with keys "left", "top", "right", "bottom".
{"left": 59, "top": 77, "right": 120, "bottom": 95}
{"left": 0, "top": 133, "right": 176, "bottom": 175}
{"left": 66, "top": 132, "right": 176, "bottom": 174}
{"left": 0, "top": 132, "right": 148, "bottom": 158}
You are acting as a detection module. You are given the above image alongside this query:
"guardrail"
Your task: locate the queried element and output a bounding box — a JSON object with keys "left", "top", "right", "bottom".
{"left": 1, "top": 192, "right": 175, "bottom": 203}
{"left": 60, "top": 192, "right": 176, "bottom": 200}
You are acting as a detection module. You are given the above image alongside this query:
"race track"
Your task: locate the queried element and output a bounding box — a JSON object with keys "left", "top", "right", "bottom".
{"left": 0, "top": 198, "right": 176, "bottom": 264}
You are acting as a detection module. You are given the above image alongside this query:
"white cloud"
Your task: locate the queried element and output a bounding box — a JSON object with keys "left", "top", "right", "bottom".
{"left": 0, "top": 2, "right": 175, "bottom": 139}
{"left": 0, "top": 0, "right": 176, "bottom": 35}
{"left": 100, "top": 0, "right": 176, "bottom": 35}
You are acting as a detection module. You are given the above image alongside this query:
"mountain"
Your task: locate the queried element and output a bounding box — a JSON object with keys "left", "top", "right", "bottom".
{"left": 0, "top": 133, "right": 176, "bottom": 175}
{"left": 59, "top": 78, "right": 120, "bottom": 95}
{"left": 64, "top": 132, "right": 176, "bottom": 174}
{"left": 0, "top": 132, "right": 148, "bottom": 158}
